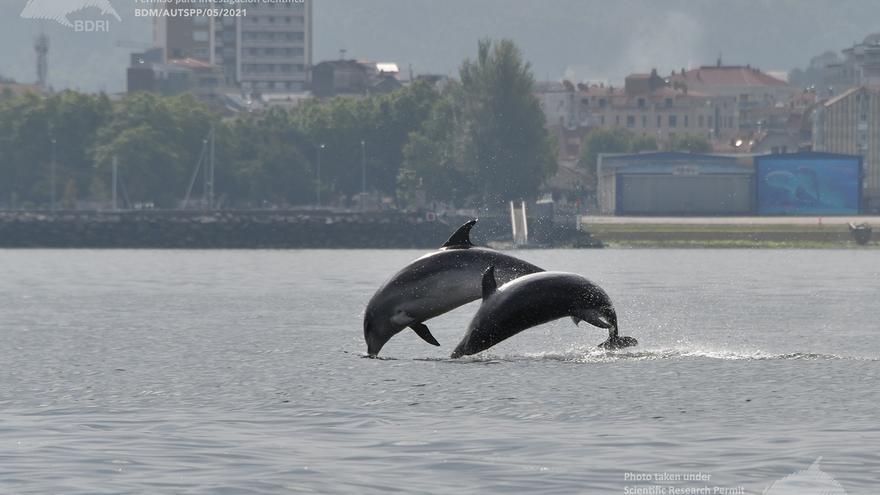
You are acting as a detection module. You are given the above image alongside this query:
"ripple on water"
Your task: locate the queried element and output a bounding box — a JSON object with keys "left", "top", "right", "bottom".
{"left": 2, "top": 250, "right": 880, "bottom": 493}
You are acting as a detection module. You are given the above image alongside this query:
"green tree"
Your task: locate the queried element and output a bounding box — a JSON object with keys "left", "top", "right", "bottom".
{"left": 401, "top": 40, "right": 555, "bottom": 208}
{"left": 369, "top": 81, "right": 440, "bottom": 196}
{"left": 92, "top": 93, "right": 215, "bottom": 208}
{"left": 0, "top": 91, "right": 112, "bottom": 207}
{"left": 630, "top": 134, "right": 659, "bottom": 153}
{"left": 61, "top": 178, "right": 78, "bottom": 209}
{"left": 292, "top": 96, "right": 376, "bottom": 202}
{"left": 459, "top": 39, "right": 556, "bottom": 206}
{"left": 47, "top": 91, "right": 113, "bottom": 201}
{"left": 93, "top": 124, "right": 183, "bottom": 206}
{"left": 666, "top": 134, "right": 712, "bottom": 153}
{"left": 223, "top": 109, "right": 314, "bottom": 206}
{"left": 578, "top": 127, "right": 633, "bottom": 192}
{"left": 290, "top": 81, "right": 439, "bottom": 203}
{"left": 0, "top": 81, "right": 445, "bottom": 209}
{"left": 400, "top": 86, "right": 474, "bottom": 205}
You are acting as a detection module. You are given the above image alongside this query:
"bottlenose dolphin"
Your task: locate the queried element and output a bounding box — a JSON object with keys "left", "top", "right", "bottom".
{"left": 451, "top": 267, "right": 637, "bottom": 358}
{"left": 364, "top": 220, "right": 543, "bottom": 356}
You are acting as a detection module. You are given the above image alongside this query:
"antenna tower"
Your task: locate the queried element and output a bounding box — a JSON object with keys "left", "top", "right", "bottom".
{"left": 35, "top": 33, "right": 49, "bottom": 90}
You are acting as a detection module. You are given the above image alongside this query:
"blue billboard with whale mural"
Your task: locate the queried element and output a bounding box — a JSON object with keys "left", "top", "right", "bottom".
{"left": 756, "top": 153, "right": 862, "bottom": 215}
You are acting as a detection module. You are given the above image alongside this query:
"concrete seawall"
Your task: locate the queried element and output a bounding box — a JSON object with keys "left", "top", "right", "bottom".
{"left": 0, "top": 211, "right": 466, "bottom": 249}
{"left": 0, "top": 211, "right": 599, "bottom": 249}
{"left": 5, "top": 211, "right": 872, "bottom": 249}
{"left": 580, "top": 215, "right": 879, "bottom": 247}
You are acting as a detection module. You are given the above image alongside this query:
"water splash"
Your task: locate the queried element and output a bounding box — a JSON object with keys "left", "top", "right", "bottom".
{"left": 444, "top": 345, "right": 873, "bottom": 364}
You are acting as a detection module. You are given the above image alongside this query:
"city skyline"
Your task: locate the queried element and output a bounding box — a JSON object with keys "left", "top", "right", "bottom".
{"left": 0, "top": 0, "right": 878, "bottom": 92}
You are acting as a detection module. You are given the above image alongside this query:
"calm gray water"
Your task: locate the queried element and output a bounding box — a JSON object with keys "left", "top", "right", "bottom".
{"left": 1, "top": 249, "right": 879, "bottom": 494}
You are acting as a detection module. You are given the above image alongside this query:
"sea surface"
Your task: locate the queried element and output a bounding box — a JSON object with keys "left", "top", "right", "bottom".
{"left": 1, "top": 249, "right": 879, "bottom": 494}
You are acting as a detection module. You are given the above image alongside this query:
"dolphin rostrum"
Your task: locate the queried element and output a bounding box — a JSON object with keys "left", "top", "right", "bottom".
{"left": 450, "top": 267, "right": 638, "bottom": 358}
{"left": 363, "top": 219, "right": 543, "bottom": 356}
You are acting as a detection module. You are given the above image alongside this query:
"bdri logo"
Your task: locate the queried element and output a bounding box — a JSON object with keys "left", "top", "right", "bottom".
{"left": 20, "top": 0, "right": 121, "bottom": 31}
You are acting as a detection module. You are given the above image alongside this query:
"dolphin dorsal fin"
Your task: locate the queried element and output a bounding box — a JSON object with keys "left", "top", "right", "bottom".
{"left": 481, "top": 265, "right": 497, "bottom": 300}
{"left": 441, "top": 219, "right": 477, "bottom": 250}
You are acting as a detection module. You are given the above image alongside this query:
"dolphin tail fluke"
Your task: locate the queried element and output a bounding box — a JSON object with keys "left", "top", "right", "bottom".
{"left": 441, "top": 219, "right": 477, "bottom": 249}
{"left": 410, "top": 322, "right": 440, "bottom": 346}
{"left": 598, "top": 335, "right": 638, "bottom": 350}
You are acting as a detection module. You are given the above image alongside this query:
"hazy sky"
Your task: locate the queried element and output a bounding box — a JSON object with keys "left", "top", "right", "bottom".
{"left": 0, "top": 0, "right": 877, "bottom": 92}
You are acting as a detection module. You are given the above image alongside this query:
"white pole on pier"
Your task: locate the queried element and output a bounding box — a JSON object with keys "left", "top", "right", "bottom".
{"left": 510, "top": 200, "right": 529, "bottom": 248}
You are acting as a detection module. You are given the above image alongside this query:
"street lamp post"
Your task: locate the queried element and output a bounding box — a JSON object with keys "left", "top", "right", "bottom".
{"left": 112, "top": 155, "right": 118, "bottom": 211}
{"left": 0, "top": 137, "right": 12, "bottom": 209}
{"left": 50, "top": 137, "right": 56, "bottom": 211}
{"left": 316, "top": 143, "right": 325, "bottom": 208}
{"left": 360, "top": 140, "right": 366, "bottom": 203}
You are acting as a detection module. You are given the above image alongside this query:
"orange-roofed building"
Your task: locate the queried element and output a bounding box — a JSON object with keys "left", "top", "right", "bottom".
{"left": 0, "top": 82, "right": 43, "bottom": 97}
{"left": 668, "top": 61, "right": 802, "bottom": 136}
{"left": 578, "top": 69, "right": 739, "bottom": 142}
{"left": 667, "top": 61, "right": 799, "bottom": 105}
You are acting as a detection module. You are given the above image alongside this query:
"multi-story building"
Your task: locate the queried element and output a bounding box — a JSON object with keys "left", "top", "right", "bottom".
{"left": 581, "top": 70, "right": 739, "bottom": 142}
{"left": 825, "top": 32, "right": 880, "bottom": 92}
{"left": 127, "top": 50, "right": 224, "bottom": 102}
{"left": 152, "top": 2, "right": 215, "bottom": 64}
{"left": 233, "top": 3, "right": 312, "bottom": 92}
{"left": 153, "top": 2, "right": 312, "bottom": 92}
{"left": 534, "top": 70, "right": 740, "bottom": 162}
{"left": 667, "top": 61, "right": 799, "bottom": 134}
{"left": 0, "top": 81, "right": 43, "bottom": 96}
{"left": 534, "top": 81, "right": 589, "bottom": 160}
{"left": 535, "top": 80, "right": 580, "bottom": 131}
{"left": 667, "top": 62, "right": 798, "bottom": 105}
{"left": 310, "top": 60, "right": 403, "bottom": 97}
{"left": 813, "top": 86, "right": 880, "bottom": 211}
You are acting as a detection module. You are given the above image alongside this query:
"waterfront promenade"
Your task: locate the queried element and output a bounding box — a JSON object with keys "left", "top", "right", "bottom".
{"left": 580, "top": 215, "right": 880, "bottom": 247}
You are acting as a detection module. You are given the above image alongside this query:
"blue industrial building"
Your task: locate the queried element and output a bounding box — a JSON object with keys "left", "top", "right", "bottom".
{"left": 597, "top": 151, "right": 863, "bottom": 216}
{"left": 755, "top": 152, "right": 862, "bottom": 215}
{"left": 598, "top": 152, "right": 756, "bottom": 215}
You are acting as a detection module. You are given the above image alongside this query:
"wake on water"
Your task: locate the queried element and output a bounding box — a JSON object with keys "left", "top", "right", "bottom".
{"left": 358, "top": 345, "right": 875, "bottom": 363}
{"left": 462, "top": 346, "right": 868, "bottom": 363}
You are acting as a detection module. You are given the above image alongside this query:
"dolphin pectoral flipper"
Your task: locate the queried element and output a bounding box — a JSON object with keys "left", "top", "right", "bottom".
{"left": 440, "top": 219, "right": 477, "bottom": 250}
{"left": 410, "top": 322, "right": 440, "bottom": 346}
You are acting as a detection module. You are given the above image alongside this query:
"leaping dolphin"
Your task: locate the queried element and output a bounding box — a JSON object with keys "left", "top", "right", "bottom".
{"left": 450, "top": 267, "right": 637, "bottom": 358}
{"left": 363, "top": 219, "right": 543, "bottom": 356}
